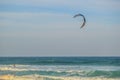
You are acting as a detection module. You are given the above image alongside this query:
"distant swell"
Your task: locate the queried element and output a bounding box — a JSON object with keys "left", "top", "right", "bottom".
{"left": 0, "top": 57, "right": 120, "bottom": 66}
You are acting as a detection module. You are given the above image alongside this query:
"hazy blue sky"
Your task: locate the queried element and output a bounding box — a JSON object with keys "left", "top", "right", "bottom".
{"left": 0, "top": 0, "right": 120, "bottom": 56}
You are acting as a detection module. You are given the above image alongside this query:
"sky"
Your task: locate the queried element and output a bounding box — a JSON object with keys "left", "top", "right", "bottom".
{"left": 0, "top": 0, "right": 120, "bottom": 56}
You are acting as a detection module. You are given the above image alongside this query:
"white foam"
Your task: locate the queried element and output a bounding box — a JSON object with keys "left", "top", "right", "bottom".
{"left": 0, "top": 74, "right": 119, "bottom": 80}
{"left": 0, "top": 64, "right": 119, "bottom": 72}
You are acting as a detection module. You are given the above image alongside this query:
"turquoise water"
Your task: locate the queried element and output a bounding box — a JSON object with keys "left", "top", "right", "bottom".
{"left": 0, "top": 57, "right": 120, "bottom": 78}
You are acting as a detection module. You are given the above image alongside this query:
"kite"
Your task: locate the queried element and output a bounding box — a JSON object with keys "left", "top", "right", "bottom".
{"left": 73, "top": 13, "right": 86, "bottom": 29}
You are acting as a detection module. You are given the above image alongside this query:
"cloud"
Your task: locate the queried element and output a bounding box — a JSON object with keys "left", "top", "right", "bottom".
{"left": 1, "top": 0, "right": 120, "bottom": 11}
{"left": 0, "top": 12, "right": 77, "bottom": 35}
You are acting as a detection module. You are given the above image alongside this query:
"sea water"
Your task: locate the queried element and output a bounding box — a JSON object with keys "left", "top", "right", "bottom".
{"left": 0, "top": 57, "right": 120, "bottom": 79}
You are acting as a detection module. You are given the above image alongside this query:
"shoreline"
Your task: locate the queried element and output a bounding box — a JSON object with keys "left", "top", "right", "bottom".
{"left": 0, "top": 75, "right": 120, "bottom": 80}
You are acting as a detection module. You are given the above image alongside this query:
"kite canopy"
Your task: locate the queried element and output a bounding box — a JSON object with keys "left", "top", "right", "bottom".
{"left": 73, "top": 13, "right": 86, "bottom": 28}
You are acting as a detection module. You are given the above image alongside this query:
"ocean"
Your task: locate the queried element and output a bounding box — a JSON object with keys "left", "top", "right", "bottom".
{"left": 0, "top": 57, "right": 120, "bottom": 80}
